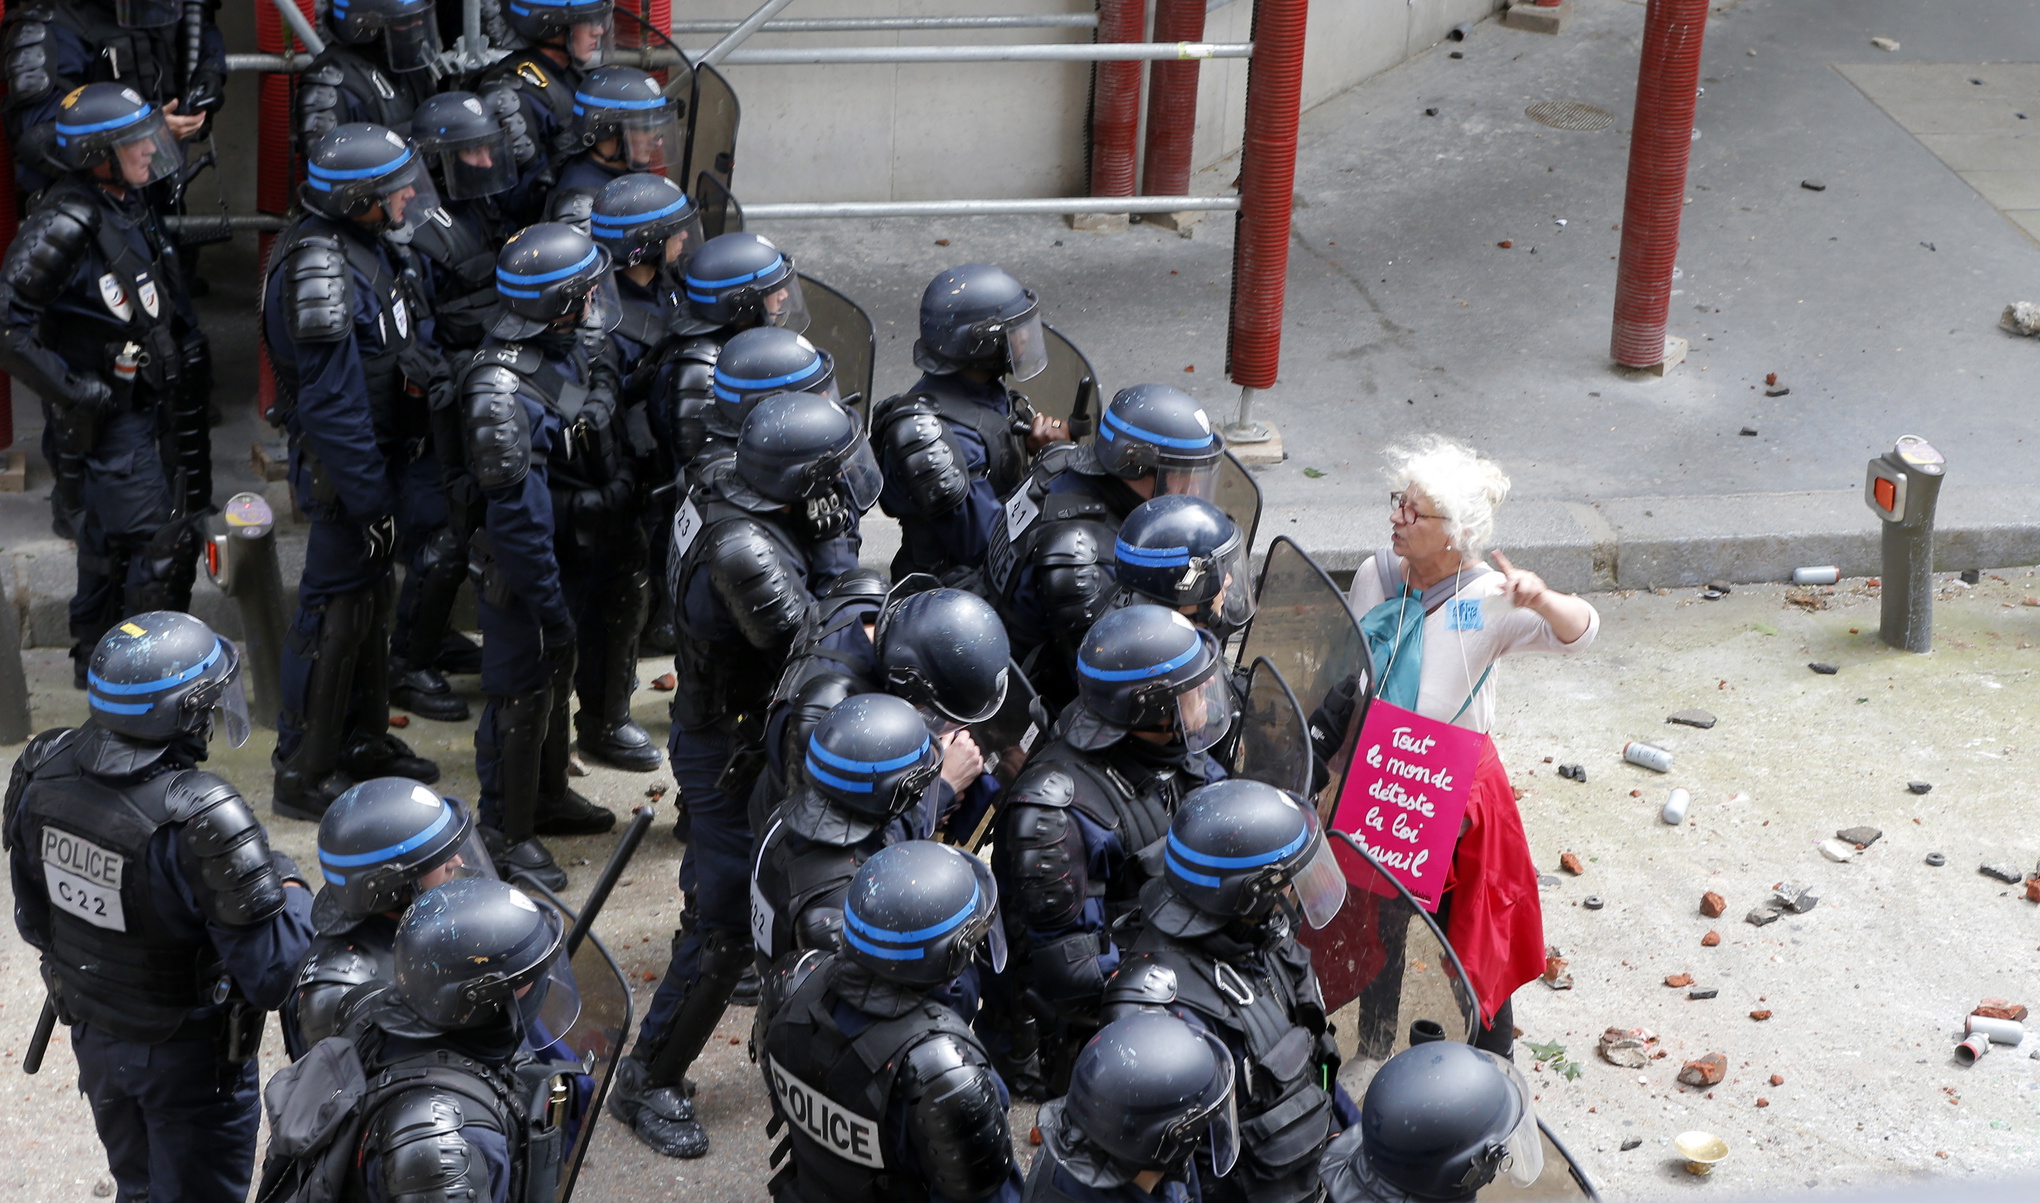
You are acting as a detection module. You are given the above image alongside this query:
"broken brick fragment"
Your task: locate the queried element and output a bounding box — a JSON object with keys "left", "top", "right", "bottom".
{"left": 2026, "top": 878, "right": 2040, "bottom": 903}
{"left": 1701, "top": 930, "right": 1721, "bottom": 946}
{"left": 1750, "top": 1010, "right": 1773, "bottom": 1021}
{"left": 1560, "top": 852, "right": 1584, "bottom": 875}
{"left": 1973, "top": 998, "right": 2030, "bottom": 1022}
{"left": 1770, "top": 1074, "right": 1785, "bottom": 1086}
{"left": 1756, "top": 1098, "right": 1770, "bottom": 1108}
{"left": 1677, "top": 1053, "right": 1727, "bottom": 1087}
{"left": 1665, "top": 973, "right": 1694, "bottom": 988}
{"left": 1700, "top": 891, "right": 1727, "bottom": 918}
{"left": 388, "top": 715, "right": 409, "bottom": 728}
{"left": 651, "top": 673, "right": 677, "bottom": 691}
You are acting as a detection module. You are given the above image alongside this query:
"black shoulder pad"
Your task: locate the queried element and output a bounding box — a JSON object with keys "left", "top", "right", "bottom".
{"left": 546, "top": 188, "right": 595, "bottom": 232}
{"left": 706, "top": 518, "right": 812, "bottom": 650}
{"left": 1005, "top": 766, "right": 1077, "bottom": 811}
{"left": 879, "top": 407, "right": 969, "bottom": 517}
{"left": 903, "top": 1034, "right": 1014, "bottom": 1201}
{"left": 282, "top": 235, "right": 352, "bottom": 344}
{"left": 759, "top": 947, "right": 828, "bottom": 1016}
{"left": 1032, "top": 440, "right": 1099, "bottom": 478}
{"left": 168, "top": 770, "right": 287, "bottom": 928}
{"left": 5, "top": 192, "right": 97, "bottom": 309}
{"left": 3, "top": 727, "right": 72, "bottom": 851}
{"left": 462, "top": 363, "right": 532, "bottom": 492}
{"left": 370, "top": 1088, "right": 491, "bottom": 1201}
{"left": 1102, "top": 952, "right": 1181, "bottom": 1009}
{"left": 3, "top": 15, "right": 52, "bottom": 102}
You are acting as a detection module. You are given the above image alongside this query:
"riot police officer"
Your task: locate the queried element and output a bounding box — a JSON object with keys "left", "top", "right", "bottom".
{"left": 1319, "top": 1043, "right": 1544, "bottom": 1203}
{"left": 5, "top": 612, "right": 313, "bottom": 1203}
{"left": 295, "top": 0, "right": 440, "bottom": 145}
{"left": 1027, "top": 1012, "right": 1240, "bottom": 1203}
{"left": 1103, "top": 779, "right": 1349, "bottom": 1203}
{"left": 258, "top": 877, "right": 579, "bottom": 1203}
{"left": 982, "top": 383, "right": 1225, "bottom": 705}
{"left": 547, "top": 65, "right": 684, "bottom": 207}
{"left": 989, "top": 604, "right": 1233, "bottom": 1093}
{"left": 283, "top": 776, "right": 477, "bottom": 1057}
{"left": 384, "top": 88, "right": 534, "bottom": 723}
{"left": 262, "top": 122, "right": 444, "bottom": 820}
{"left": 759, "top": 840, "right": 1022, "bottom": 1202}
{"left": 613, "top": 389, "right": 878, "bottom": 1157}
{"left": 479, "top": 0, "right": 614, "bottom": 219}
{"left": 872, "top": 263, "right": 1069, "bottom": 582}
{"left": 0, "top": 83, "right": 206, "bottom": 686}
{"left": 1, "top": 0, "right": 224, "bottom": 194}
{"left": 459, "top": 221, "right": 628, "bottom": 888}
{"left": 1111, "top": 494, "right": 1256, "bottom": 641}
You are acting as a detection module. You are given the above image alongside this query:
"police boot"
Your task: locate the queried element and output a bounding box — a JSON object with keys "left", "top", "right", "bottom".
{"left": 405, "top": 528, "right": 483, "bottom": 680}
{"left": 478, "top": 688, "right": 570, "bottom": 891}
{"left": 606, "top": 1055, "right": 707, "bottom": 1159}
{"left": 576, "top": 569, "right": 661, "bottom": 772}
{"left": 479, "top": 824, "right": 569, "bottom": 894}
{"left": 631, "top": 927, "right": 749, "bottom": 1157}
{"left": 535, "top": 664, "right": 616, "bottom": 835}
{"left": 730, "top": 964, "right": 761, "bottom": 1007}
{"left": 389, "top": 660, "right": 471, "bottom": 722}
{"left": 275, "top": 591, "right": 374, "bottom": 820}
{"left": 435, "top": 631, "right": 484, "bottom": 675}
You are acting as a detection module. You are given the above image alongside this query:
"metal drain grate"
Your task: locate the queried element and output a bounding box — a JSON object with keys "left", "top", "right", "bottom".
{"left": 1525, "top": 100, "right": 1616, "bottom": 131}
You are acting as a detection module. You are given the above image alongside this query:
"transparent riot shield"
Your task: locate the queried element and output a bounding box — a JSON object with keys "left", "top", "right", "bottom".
{"left": 695, "top": 173, "right": 743, "bottom": 239}
{"left": 972, "top": 659, "right": 1047, "bottom": 794}
{"left": 1485, "top": 1121, "right": 1602, "bottom": 1202}
{"left": 1016, "top": 323, "right": 1100, "bottom": 437}
{"left": 1214, "top": 450, "right": 1264, "bottom": 557}
{"left": 518, "top": 878, "right": 635, "bottom": 1203}
{"left": 1235, "top": 537, "right": 1372, "bottom": 819}
{"left": 1228, "top": 656, "right": 1310, "bottom": 797}
{"left": 685, "top": 60, "right": 739, "bottom": 199}
{"left": 798, "top": 274, "right": 876, "bottom": 420}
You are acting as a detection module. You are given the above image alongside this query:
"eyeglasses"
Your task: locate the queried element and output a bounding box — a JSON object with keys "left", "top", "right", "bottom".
{"left": 1389, "top": 491, "right": 1445, "bottom": 524}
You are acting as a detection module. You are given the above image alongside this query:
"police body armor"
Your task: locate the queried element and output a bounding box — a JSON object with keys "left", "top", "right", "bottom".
{"left": 7, "top": 726, "right": 284, "bottom": 1044}
{"left": 402, "top": 204, "right": 502, "bottom": 352}
{"left": 759, "top": 590, "right": 883, "bottom": 805}
{"left": 297, "top": 45, "right": 420, "bottom": 146}
{"left": 981, "top": 442, "right": 1127, "bottom": 624}
{"left": 668, "top": 463, "right": 814, "bottom": 732}
{"left": 871, "top": 378, "right": 1027, "bottom": 575}
{"left": 749, "top": 810, "right": 891, "bottom": 969}
{"left": 763, "top": 953, "right": 1000, "bottom": 1203}
{"left": 999, "top": 739, "right": 1185, "bottom": 928}
{"left": 486, "top": 51, "right": 579, "bottom": 170}
{"left": 287, "top": 913, "right": 396, "bottom": 1055}
{"left": 648, "top": 333, "right": 722, "bottom": 465}
{"left": 32, "top": 179, "right": 184, "bottom": 399}
{"left": 1108, "top": 922, "right": 1336, "bottom": 1203}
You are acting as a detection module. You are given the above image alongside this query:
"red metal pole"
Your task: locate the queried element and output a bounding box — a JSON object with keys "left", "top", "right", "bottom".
{"left": 1224, "top": 0, "right": 1306, "bottom": 395}
{"left": 1610, "top": 0, "right": 1709, "bottom": 367}
{"left": 1088, "top": 0, "right": 1146, "bottom": 198}
{"left": 1141, "top": 0, "right": 1206, "bottom": 198}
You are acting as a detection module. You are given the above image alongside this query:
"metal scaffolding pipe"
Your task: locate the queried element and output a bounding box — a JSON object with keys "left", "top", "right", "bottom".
{"left": 669, "top": 13, "right": 1099, "bottom": 31}
{"left": 226, "top": 52, "right": 311, "bottom": 70}
{"left": 716, "top": 41, "right": 1248, "bottom": 64}
{"left": 268, "top": 0, "right": 326, "bottom": 55}
{"left": 699, "top": 0, "right": 802, "bottom": 66}
{"left": 746, "top": 195, "right": 1239, "bottom": 219}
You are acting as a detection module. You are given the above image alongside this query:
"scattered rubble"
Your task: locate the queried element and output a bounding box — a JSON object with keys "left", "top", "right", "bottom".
{"left": 651, "top": 673, "right": 677, "bottom": 691}
{"left": 1981, "top": 863, "right": 2024, "bottom": 884}
{"left": 1665, "top": 973, "right": 1694, "bottom": 988}
{"left": 1973, "top": 998, "right": 2029, "bottom": 1022}
{"left": 1770, "top": 1073, "right": 1785, "bottom": 1086}
{"left": 388, "top": 715, "right": 410, "bottom": 728}
{"left": 1707, "top": 579, "right": 1733, "bottom": 594}
{"left": 1808, "top": 662, "right": 1839, "bottom": 675}
{"left": 1667, "top": 709, "right": 1716, "bottom": 729}
{"left": 1689, "top": 987, "right": 1720, "bottom": 1000}
{"left": 1701, "top": 930, "right": 1721, "bottom": 946}
{"left": 1800, "top": 179, "right": 1826, "bottom": 192}
{"left": 1774, "top": 884, "right": 1819, "bottom": 913}
{"left": 1766, "top": 382, "right": 1791, "bottom": 397}
{"left": 1583, "top": 895, "right": 1606, "bottom": 910}
{"left": 1598, "top": 1027, "right": 1657, "bottom": 1068}
{"left": 2002, "top": 301, "right": 2040, "bottom": 336}
{"left": 1678, "top": 1053, "right": 1727, "bottom": 1086}
{"left": 1818, "top": 838, "right": 1858, "bottom": 863}
{"left": 1560, "top": 852, "right": 1585, "bottom": 875}
{"left": 1870, "top": 35, "right": 1900, "bottom": 51}
{"left": 1620, "top": 1138, "right": 1643, "bottom": 1152}
{"left": 1543, "top": 948, "right": 1573, "bottom": 990}
{"left": 1700, "top": 891, "right": 1727, "bottom": 918}
{"left": 1907, "top": 781, "right": 1933, "bottom": 795}
{"left": 1750, "top": 1010, "right": 1773, "bottom": 1021}
{"left": 2027, "top": 878, "right": 2040, "bottom": 903}
{"left": 1746, "top": 908, "right": 1780, "bottom": 927}
{"left": 1836, "top": 826, "right": 1882, "bottom": 848}
{"left": 1557, "top": 763, "right": 1586, "bottom": 782}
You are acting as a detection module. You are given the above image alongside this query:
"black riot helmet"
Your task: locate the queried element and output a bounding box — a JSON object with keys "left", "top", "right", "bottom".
{"left": 1095, "top": 384, "right": 1225, "bottom": 497}
{"left": 591, "top": 172, "right": 703, "bottom": 275}
{"left": 569, "top": 66, "right": 682, "bottom": 173}
{"left": 709, "top": 327, "right": 839, "bottom": 438}
{"left": 1050, "top": 1012, "right": 1240, "bottom": 1186}
{"left": 1360, "top": 1043, "right": 1544, "bottom": 1200}
{"left": 1066, "top": 605, "right": 1232, "bottom": 754}
{"left": 112, "top": 0, "right": 181, "bottom": 28}
{"left": 53, "top": 83, "right": 183, "bottom": 187}
{"left": 504, "top": 0, "right": 613, "bottom": 68}
{"left": 912, "top": 263, "right": 1048, "bottom": 381}
{"left": 1114, "top": 495, "right": 1255, "bottom": 639}
{"left": 681, "top": 232, "right": 809, "bottom": 333}
{"left": 326, "top": 0, "right": 442, "bottom": 72}
{"left": 730, "top": 392, "right": 882, "bottom": 537}
{"left": 410, "top": 91, "right": 519, "bottom": 200}
{"left": 876, "top": 586, "right": 1010, "bottom": 726}
{"left": 393, "top": 877, "right": 565, "bottom": 1031}
{"left": 316, "top": 778, "right": 477, "bottom": 918}
{"left": 841, "top": 841, "right": 1005, "bottom": 986}
{"left": 491, "top": 221, "right": 621, "bottom": 339}
{"left": 787, "top": 694, "right": 943, "bottom": 841}
{"left": 1158, "top": 779, "right": 1346, "bottom": 932}
{"left": 86, "top": 611, "right": 250, "bottom": 748}
{"left": 301, "top": 123, "right": 440, "bottom": 235}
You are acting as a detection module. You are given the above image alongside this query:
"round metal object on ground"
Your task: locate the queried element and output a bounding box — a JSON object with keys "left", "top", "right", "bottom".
{"left": 1583, "top": 895, "right": 1606, "bottom": 910}
{"left": 1925, "top": 852, "right": 1946, "bottom": 867}
{"left": 1525, "top": 100, "right": 1616, "bottom": 131}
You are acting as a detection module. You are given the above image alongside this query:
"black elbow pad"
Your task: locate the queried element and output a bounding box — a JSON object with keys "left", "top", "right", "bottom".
{"left": 168, "top": 771, "right": 286, "bottom": 927}
{"left": 905, "top": 1037, "right": 1014, "bottom": 1202}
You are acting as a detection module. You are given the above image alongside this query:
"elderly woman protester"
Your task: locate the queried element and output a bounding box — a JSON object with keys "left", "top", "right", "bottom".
{"left": 1343, "top": 436, "right": 1596, "bottom": 1058}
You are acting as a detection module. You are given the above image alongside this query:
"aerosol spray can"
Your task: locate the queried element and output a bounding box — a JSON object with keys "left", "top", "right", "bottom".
{"left": 1624, "top": 741, "right": 1674, "bottom": 773}
{"left": 112, "top": 341, "right": 142, "bottom": 392}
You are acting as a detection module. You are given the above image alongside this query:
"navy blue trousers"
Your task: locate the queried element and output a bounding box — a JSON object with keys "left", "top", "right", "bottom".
{"left": 74, "top": 1024, "right": 260, "bottom": 1203}
{"left": 640, "top": 723, "right": 747, "bottom": 1042}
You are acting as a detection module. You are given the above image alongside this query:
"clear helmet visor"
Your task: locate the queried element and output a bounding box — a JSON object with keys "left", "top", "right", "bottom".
{"left": 614, "top": 110, "right": 682, "bottom": 175}
{"left": 1172, "top": 644, "right": 1236, "bottom": 755}
{"left": 829, "top": 435, "right": 884, "bottom": 513}
{"left": 433, "top": 129, "right": 519, "bottom": 200}
{"left": 568, "top": 16, "right": 616, "bottom": 69}
{"left": 115, "top": 0, "right": 182, "bottom": 28}
{"left": 1496, "top": 1062, "right": 1545, "bottom": 1187}
{"left": 1152, "top": 462, "right": 1222, "bottom": 504}
{"left": 99, "top": 121, "right": 185, "bottom": 189}
{"left": 379, "top": 160, "right": 442, "bottom": 237}
{"left": 1002, "top": 309, "right": 1048, "bottom": 382}
{"left": 382, "top": 10, "right": 444, "bottom": 73}
{"left": 658, "top": 211, "right": 707, "bottom": 270}
{"left": 761, "top": 273, "right": 810, "bottom": 332}
{"left": 211, "top": 670, "right": 251, "bottom": 749}
{"left": 1191, "top": 534, "right": 1256, "bottom": 636}
{"left": 520, "top": 953, "right": 583, "bottom": 1045}
{"left": 577, "top": 271, "right": 625, "bottom": 334}
{"left": 1288, "top": 832, "right": 1349, "bottom": 930}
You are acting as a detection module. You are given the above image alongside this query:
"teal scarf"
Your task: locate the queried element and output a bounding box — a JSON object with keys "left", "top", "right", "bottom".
{"left": 1360, "top": 585, "right": 1425, "bottom": 711}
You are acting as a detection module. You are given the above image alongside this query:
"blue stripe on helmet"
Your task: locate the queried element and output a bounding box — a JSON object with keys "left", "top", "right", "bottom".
{"left": 1164, "top": 848, "right": 1224, "bottom": 888}
{"left": 318, "top": 801, "right": 456, "bottom": 871}
{"left": 1114, "top": 541, "right": 1192, "bottom": 567}
{"left": 1167, "top": 826, "right": 1308, "bottom": 871}
{"left": 56, "top": 104, "right": 156, "bottom": 137}
{"left": 804, "top": 758, "right": 875, "bottom": 794}
{"left": 497, "top": 244, "right": 600, "bottom": 285}
{"left": 89, "top": 639, "right": 223, "bottom": 696}
{"left": 841, "top": 926, "right": 924, "bottom": 960}
{"left": 306, "top": 145, "right": 414, "bottom": 181}
{"left": 88, "top": 695, "right": 155, "bottom": 715}
{"left": 844, "top": 882, "right": 979, "bottom": 945}
{"left": 573, "top": 90, "right": 667, "bottom": 111}
{"left": 590, "top": 193, "right": 694, "bottom": 231}
{"left": 1101, "top": 405, "right": 1217, "bottom": 451}
{"left": 685, "top": 256, "right": 785, "bottom": 290}
{"left": 715, "top": 359, "right": 823, "bottom": 396}
{"left": 497, "top": 285, "right": 543, "bottom": 299}
{"left": 1077, "top": 637, "right": 1200, "bottom": 683}
{"left": 807, "top": 736, "right": 931, "bottom": 775}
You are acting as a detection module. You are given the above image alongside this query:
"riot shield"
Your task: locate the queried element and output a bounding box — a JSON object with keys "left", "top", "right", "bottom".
{"left": 695, "top": 173, "right": 743, "bottom": 239}
{"left": 1482, "top": 1121, "right": 1602, "bottom": 1202}
{"left": 798, "top": 274, "right": 876, "bottom": 420}
{"left": 1235, "top": 537, "right": 1372, "bottom": 819}
{"left": 972, "top": 660, "right": 1047, "bottom": 792}
{"left": 1214, "top": 450, "right": 1264, "bottom": 557}
{"left": 1017, "top": 323, "right": 1100, "bottom": 438}
{"left": 1228, "top": 656, "right": 1310, "bottom": 797}
{"left": 685, "top": 61, "right": 740, "bottom": 199}
{"left": 519, "top": 879, "right": 635, "bottom": 1203}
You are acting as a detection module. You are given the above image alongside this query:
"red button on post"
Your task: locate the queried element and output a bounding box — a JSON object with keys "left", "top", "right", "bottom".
{"left": 1874, "top": 476, "right": 1896, "bottom": 513}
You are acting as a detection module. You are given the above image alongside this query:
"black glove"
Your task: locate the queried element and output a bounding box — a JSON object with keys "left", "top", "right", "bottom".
{"left": 540, "top": 615, "right": 579, "bottom": 668}
{"left": 66, "top": 373, "right": 116, "bottom": 418}
{"left": 1308, "top": 673, "right": 1362, "bottom": 766}
{"left": 362, "top": 513, "right": 399, "bottom": 565}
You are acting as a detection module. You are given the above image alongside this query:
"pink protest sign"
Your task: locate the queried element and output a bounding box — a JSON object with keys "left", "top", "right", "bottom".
{"left": 1329, "top": 699, "right": 1483, "bottom": 911}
